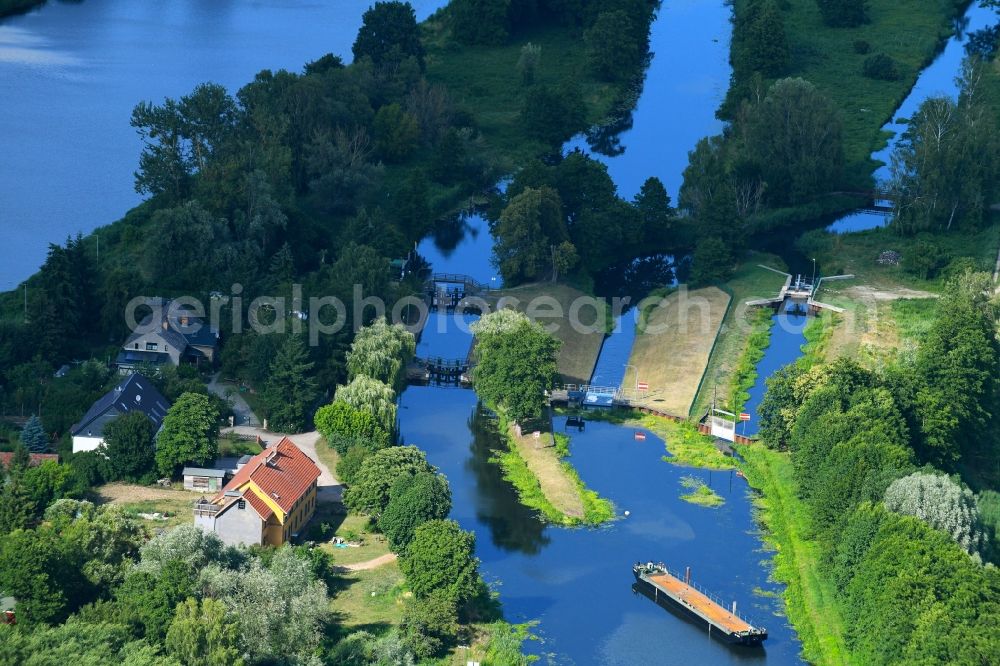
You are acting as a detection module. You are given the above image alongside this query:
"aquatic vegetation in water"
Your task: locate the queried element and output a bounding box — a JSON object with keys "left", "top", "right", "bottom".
{"left": 680, "top": 475, "right": 724, "bottom": 507}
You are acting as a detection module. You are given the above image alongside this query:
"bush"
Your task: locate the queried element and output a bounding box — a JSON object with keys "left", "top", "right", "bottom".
{"left": 901, "top": 235, "right": 943, "bottom": 279}
{"left": 853, "top": 39, "right": 870, "bottom": 54}
{"left": 863, "top": 53, "right": 900, "bottom": 81}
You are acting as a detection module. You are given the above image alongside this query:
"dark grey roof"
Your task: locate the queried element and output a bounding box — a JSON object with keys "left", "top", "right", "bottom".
{"left": 116, "top": 350, "right": 172, "bottom": 366}
{"left": 70, "top": 373, "right": 172, "bottom": 439}
{"left": 237, "top": 454, "right": 252, "bottom": 465}
{"left": 179, "top": 321, "right": 219, "bottom": 348}
{"left": 182, "top": 467, "right": 226, "bottom": 478}
{"left": 122, "top": 299, "right": 219, "bottom": 353}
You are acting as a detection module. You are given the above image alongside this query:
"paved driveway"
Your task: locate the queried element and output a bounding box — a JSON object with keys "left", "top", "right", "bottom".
{"left": 221, "top": 426, "right": 342, "bottom": 503}
{"left": 208, "top": 373, "right": 259, "bottom": 427}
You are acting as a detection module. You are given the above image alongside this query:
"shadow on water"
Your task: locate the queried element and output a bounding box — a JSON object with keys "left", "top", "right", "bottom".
{"left": 465, "top": 405, "right": 550, "bottom": 555}
{"left": 398, "top": 392, "right": 805, "bottom": 663}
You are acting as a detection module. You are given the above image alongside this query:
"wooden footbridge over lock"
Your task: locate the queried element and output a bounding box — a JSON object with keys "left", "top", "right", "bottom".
{"left": 423, "top": 273, "right": 496, "bottom": 312}
{"left": 407, "top": 273, "right": 494, "bottom": 385}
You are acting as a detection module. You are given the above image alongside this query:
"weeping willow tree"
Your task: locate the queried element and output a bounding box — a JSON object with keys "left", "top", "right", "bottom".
{"left": 346, "top": 318, "right": 416, "bottom": 391}
{"left": 334, "top": 374, "right": 397, "bottom": 436}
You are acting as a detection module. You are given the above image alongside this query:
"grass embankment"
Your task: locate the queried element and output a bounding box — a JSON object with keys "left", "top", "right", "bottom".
{"left": 627, "top": 286, "right": 730, "bottom": 417}
{"left": 795, "top": 224, "right": 1000, "bottom": 364}
{"left": 492, "top": 412, "right": 614, "bottom": 525}
{"left": 727, "top": 307, "right": 773, "bottom": 415}
{"left": 569, "top": 408, "right": 738, "bottom": 470}
{"left": 691, "top": 258, "right": 788, "bottom": 417}
{"left": 738, "top": 444, "right": 854, "bottom": 666}
{"left": 494, "top": 282, "right": 607, "bottom": 384}
{"left": 756, "top": 0, "right": 963, "bottom": 182}
{"left": 423, "top": 20, "right": 620, "bottom": 170}
{"left": 679, "top": 475, "right": 724, "bottom": 508}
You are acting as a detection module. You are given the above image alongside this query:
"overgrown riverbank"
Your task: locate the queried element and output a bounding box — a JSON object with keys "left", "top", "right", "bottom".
{"left": 491, "top": 411, "right": 614, "bottom": 526}
{"left": 563, "top": 407, "right": 738, "bottom": 470}
{"left": 738, "top": 444, "right": 853, "bottom": 665}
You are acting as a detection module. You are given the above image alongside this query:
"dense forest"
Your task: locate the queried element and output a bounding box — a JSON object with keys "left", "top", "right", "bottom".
{"left": 753, "top": 271, "right": 1000, "bottom": 663}
{"left": 0, "top": 1, "right": 660, "bottom": 663}
{"left": 0, "top": 0, "right": 660, "bottom": 440}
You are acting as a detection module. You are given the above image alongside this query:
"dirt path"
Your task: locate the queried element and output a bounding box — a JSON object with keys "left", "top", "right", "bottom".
{"left": 842, "top": 285, "right": 936, "bottom": 301}
{"left": 221, "top": 426, "right": 343, "bottom": 503}
{"left": 509, "top": 425, "right": 585, "bottom": 520}
{"left": 335, "top": 553, "right": 398, "bottom": 572}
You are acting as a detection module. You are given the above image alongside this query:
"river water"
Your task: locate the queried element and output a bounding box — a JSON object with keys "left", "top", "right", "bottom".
{"left": 410, "top": 2, "right": 808, "bottom": 662}
{"left": 826, "top": 1, "right": 996, "bottom": 233}
{"left": 8, "top": 0, "right": 984, "bottom": 661}
{"left": 0, "top": 0, "right": 444, "bottom": 290}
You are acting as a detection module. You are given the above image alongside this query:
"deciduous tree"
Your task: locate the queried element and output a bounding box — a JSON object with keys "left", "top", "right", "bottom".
{"left": 102, "top": 410, "right": 155, "bottom": 481}
{"left": 379, "top": 471, "right": 453, "bottom": 552}
{"left": 470, "top": 309, "right": 560, "bottom": 423}
{"left": 400, "top": 519, "right": 480, "bottom": 605}
{"left": 343, "top": 445, "right": 434, "bottom": 516}
{"left": 155, "top": 393, "right": 220, "bottom": 477}
{"left": 166, "top": 597, "right": 245, "bottom": 666}
{"left": 353, "top": 1, "right": 425, "bottom": 69}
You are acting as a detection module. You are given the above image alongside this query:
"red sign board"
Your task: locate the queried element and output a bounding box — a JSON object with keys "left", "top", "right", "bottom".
{"left": 739, "top": 413, "right": 751, "bottom": 421}
{"left": 637, "top": 382, "right": 649, "bottom": 391}
{"left": 634, "top": 431, "right": 646, "bottom": 441}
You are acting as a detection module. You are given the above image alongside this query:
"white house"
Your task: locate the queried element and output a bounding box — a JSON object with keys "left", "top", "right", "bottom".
{"left": 70, "top": 373, "right": 171, "bottom": 454}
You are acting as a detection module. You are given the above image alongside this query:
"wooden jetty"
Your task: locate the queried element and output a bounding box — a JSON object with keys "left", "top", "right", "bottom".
{"left": 633, "top": 562, "right": 767, "bottom": 646}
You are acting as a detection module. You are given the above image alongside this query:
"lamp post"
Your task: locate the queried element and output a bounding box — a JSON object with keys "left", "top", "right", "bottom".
{"left": 811, "top": 258, "right": 817, "bottom": 290}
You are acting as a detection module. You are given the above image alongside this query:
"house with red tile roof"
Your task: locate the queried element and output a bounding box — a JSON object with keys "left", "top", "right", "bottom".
{"left": 193, "top": 437, "right": 320, "bottom": 547}
{"left": 0, "top": 452, "right": 58, "bottom": 469}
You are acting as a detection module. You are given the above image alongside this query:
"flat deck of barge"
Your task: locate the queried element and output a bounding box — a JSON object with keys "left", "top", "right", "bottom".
{"left": 633, "top": 562, "right": 767, "bottom": 645}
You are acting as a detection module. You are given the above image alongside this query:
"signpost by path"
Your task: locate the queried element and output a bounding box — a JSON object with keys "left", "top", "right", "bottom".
{"left": 637, "top": 381, "right": 649, "bottom": 392}
{"left": 739, "top": 412, "right": 751, "bottom": 436}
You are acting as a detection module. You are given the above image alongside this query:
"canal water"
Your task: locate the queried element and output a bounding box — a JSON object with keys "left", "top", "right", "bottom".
{"left": 825, "top": 1, "right": 996, "bottom": 234}
{"left": 400, "top": 388, "right": 804, "bottom": 664}
{"left": 0, "top": 0, "right": 446, "bottom": 290}
{"left": 739, "top": 303, "right": 810, "bottom": 438}
{"left": 403, "top": 2, "right": 807, "bottom": 661}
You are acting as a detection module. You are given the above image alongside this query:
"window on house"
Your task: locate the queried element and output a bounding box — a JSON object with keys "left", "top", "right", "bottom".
{"left": 238, "top": 500, "right": 246, "bottom": 510}
{"left": 146, "top": 342, "right": 157, "bottom": 351}
{"left": 134, "top": 343, "right": 139, "bottom": 349}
